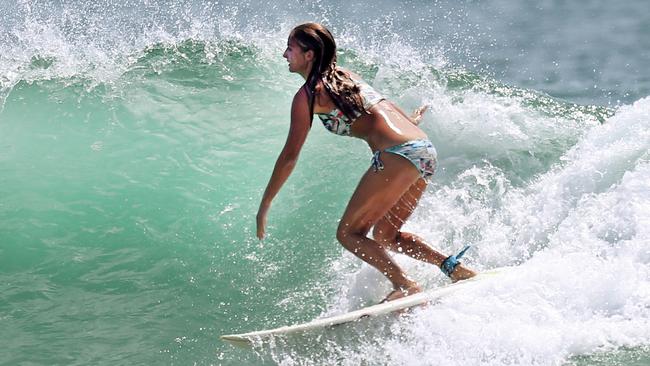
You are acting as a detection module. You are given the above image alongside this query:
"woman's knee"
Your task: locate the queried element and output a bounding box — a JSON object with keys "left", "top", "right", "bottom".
{"left": 336, "top": 221, "right": 369, "bottom": 248}
{"left": 372, "top": 221, "right": 399, "bottom": 248}
{"left": 336, "top": 223, "right": 355, "bottom": 246}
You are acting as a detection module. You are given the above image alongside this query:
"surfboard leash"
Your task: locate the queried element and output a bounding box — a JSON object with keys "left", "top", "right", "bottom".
{"left": 440, "top": 245, "right": 471, "bottom": 277}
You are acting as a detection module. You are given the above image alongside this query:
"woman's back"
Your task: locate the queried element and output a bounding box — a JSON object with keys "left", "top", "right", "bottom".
{"left": 312, "top": 71, "right": 427, "bottom": 150}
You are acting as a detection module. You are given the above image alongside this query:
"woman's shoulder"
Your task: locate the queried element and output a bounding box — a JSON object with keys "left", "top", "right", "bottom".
{"left": 293, "top": 84, "right": 310, "bottom": 101}
{"left": 291, "top": 85, "right": 311, "bottom": 113}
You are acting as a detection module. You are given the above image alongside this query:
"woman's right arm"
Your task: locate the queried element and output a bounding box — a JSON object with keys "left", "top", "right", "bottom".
{"left": 389, "top": 101, "right": 428, "bottom": 125}
{"left": 409, "top": 105, "right": 428, "bottom": 125}
{"left": 256, "top": 87, "right": 312, "bottom": 239}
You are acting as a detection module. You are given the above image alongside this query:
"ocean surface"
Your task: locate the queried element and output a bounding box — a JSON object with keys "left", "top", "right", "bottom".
{"left": 1, "top": 1, "right": 649, "bottom": 365}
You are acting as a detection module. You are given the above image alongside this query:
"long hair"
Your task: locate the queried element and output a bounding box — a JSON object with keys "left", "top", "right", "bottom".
{"left": 289, "top": 23, "right": 367, "bottom": 119}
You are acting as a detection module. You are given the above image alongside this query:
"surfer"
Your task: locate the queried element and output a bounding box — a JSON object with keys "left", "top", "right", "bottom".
{"left": 256, "top": 22, "right": 476, "bottom": 302}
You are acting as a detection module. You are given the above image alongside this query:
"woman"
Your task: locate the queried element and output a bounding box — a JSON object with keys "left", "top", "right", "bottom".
{"left": 256, "top": 23, "right": 476, "bottom": 302}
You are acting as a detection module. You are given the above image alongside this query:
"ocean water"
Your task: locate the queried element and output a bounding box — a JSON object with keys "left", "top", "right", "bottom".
{"left": 1, "top": 1, "right": 649, "bottom": 365}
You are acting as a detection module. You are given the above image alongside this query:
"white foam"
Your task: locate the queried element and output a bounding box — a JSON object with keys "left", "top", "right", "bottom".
{"left": 313, "top": 98, "right": 650, "bottom": 365}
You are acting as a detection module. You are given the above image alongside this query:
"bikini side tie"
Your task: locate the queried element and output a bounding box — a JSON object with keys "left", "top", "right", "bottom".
{"left": 371, "top": 150, "right": 384, "bottom": 172}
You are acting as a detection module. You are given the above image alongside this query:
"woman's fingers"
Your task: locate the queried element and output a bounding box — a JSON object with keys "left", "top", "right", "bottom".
{"left": 411, "top": 105, "right": 428, "bottom": 125}
{"left": 256, "top": 206, "right": 268, "bottom": 240}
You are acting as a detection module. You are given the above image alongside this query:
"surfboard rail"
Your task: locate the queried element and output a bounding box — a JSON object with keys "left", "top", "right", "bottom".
{"left": 220, "top": 268, "right": 505, "bottom": 346}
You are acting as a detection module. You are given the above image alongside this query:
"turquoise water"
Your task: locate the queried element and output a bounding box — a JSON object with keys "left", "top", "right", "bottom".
{"left": 1, "top": 1, "right": 649, "bottom": 365}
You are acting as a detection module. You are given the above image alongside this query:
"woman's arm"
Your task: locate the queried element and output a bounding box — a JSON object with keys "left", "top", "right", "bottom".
{"left": 409, "top": 105, "right": 428, "bottom": 125}
{"left": 256, "top": 87, "right": 312, "bottom": 239}
{"left": 390, "top": 101, "right": 428, "bottom": 125}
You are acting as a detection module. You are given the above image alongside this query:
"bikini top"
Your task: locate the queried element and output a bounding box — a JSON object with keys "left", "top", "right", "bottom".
{"left": 315, "top": 77, "right": 385, "bottom": 136}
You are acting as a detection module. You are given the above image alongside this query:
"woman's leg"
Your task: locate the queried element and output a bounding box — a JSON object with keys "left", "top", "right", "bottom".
{"left": 372, "top": 178, "right": 477, "bottom": 282}
{"left": 336, "top": 153, "right": 423, "bottom": 298}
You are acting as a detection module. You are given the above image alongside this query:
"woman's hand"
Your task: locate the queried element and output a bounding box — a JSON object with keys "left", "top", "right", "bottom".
{"left": 256, "top": 203, "right": 270, "bottom": 240}
{"left": 410, "top": 105, "right": 429, "bottom": 125}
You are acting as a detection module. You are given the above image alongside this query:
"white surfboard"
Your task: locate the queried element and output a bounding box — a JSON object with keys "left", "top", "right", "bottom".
{"left": 221, "top": 268, "right": 506, "bottom": 347}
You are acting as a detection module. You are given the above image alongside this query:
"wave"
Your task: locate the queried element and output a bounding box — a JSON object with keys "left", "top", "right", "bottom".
{"left": 258, "top": 97, "right": 650, "bottom": 365}
{"left": 3, "top": 3, "right": 649, "bottom": 364}
{"left": 2, "top": 36, "right": 614, "bottom": 116}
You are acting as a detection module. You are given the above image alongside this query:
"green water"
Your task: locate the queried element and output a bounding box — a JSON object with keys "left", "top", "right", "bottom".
{"left": 1, "top": 44, "right": 371, "bottom": 364}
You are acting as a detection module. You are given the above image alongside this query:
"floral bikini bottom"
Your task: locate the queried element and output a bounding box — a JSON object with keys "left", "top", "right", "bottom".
{"left": 370, "top": 139, "right": 437, "bottom": 181}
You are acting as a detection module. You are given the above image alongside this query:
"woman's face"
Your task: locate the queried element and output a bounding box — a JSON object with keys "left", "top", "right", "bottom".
{"left": 283, "top": 38, "right": 312, "bottom": 77}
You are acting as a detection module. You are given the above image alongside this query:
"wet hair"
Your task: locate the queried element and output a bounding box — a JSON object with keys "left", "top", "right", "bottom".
{"left": 289, "top": 23, "right": 367, "bottom": 119}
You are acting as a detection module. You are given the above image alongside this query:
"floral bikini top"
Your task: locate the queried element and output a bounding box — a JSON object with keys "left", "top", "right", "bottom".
{"left": 315, "top": 77, "right": 385, "bottom": 136}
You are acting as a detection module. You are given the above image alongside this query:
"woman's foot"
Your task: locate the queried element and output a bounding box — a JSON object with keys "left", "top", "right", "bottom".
{"left": 449, "top": 265, "right": 477, "bottom": 283}
{"left": 380, "top": 282, "right": 422, "bottom": 303}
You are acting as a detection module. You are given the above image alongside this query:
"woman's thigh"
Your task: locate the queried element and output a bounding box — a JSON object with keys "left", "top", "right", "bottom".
{"left": 373, "top": 178, "right": 427, "bottom": 241}
{"left": 338, "top": 153, "right": 422, "bottom": 235}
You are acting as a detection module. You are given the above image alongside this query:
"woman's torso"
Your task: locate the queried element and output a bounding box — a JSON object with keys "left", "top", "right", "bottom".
{"left": 312, "top": 72, "right": 428, "bottom": 151}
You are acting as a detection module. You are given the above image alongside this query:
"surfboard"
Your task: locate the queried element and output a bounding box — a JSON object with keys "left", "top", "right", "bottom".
{"left": 220, "top": 268, "right": 505, "bottom": 347}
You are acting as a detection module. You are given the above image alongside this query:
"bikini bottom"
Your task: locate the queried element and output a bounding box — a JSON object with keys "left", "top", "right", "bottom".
{"left": 370, "top": 139, "right": 437, "bottom": 181}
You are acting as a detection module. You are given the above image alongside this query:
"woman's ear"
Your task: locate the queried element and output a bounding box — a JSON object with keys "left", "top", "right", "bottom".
{"left": 305, "top": 49, "right": 315, "bottom": 62}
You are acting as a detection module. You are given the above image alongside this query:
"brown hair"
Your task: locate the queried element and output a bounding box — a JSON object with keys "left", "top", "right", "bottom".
{"left": 289, "top": 23, "right": 367, "bottom": 119}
